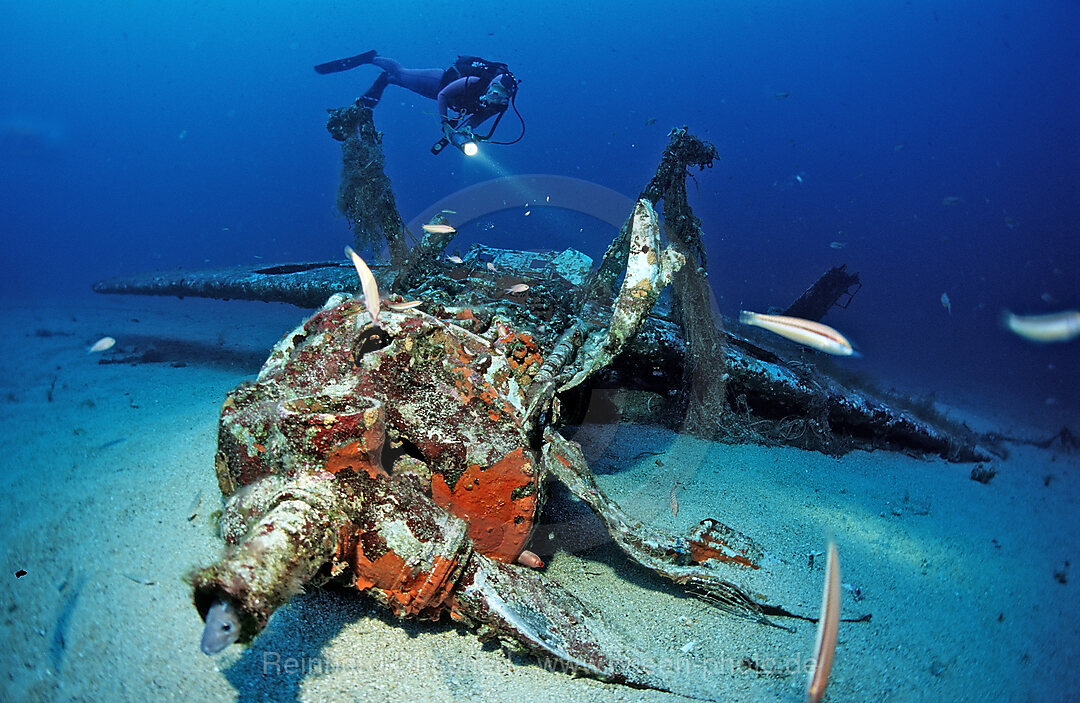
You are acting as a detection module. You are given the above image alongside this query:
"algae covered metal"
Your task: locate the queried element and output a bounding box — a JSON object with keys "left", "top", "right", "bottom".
{"left": 93, "top": 120, "right": 995, "bottom": 463}
{"left": 191, "top": 201, "right": 771, "bottom": 696}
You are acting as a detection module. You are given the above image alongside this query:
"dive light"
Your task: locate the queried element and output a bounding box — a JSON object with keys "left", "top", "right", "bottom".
{"left": 451, "top": 131, "right": 480, "bottom": 156}
{"left": 431, "top": 129, "right": 479, "bottom": 156}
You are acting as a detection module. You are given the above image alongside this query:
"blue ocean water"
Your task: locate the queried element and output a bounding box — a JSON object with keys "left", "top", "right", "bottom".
{"left": 4, "top": 2, "right": 1077, "bottom": 425}
{"left": 3, "top": 1, "right": 1077, "bottom": 422}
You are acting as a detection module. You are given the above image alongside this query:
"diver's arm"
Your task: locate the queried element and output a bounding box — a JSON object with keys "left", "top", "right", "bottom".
{"left": 437, "top": 76, "right": 480, "bottom": 119}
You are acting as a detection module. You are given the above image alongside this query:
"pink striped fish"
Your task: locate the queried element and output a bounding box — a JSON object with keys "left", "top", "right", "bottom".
{"left": 1003, "top": 309, "right": 1080, "bottom": 343}
{"left": 387, "top": 300, "right": 423, "bottom": 312}
{"left": 739, "top": 311, "right": 855, "bottom": 356}
{"left": 807, "top": 541, "right": 841, "bottom": 703}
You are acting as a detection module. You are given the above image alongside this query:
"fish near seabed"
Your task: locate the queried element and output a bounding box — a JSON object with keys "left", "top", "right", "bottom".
{"left": 1003, "top": 310, "right": 1080, "bottom": 343}
{"left": 386, "top": 300, "right": 423, "bottom": 312}
{"left": 807, "top": 541, "right": 841, "bottom": 703}
{"left": 201, "top": 599, "right": 241, "bottom": 654}
{"left": 739, "top": 311, "right": 855, "bottom": 356}
{"left": 88, "top": 336, "right": 115, "bottom": 353}
{"left": 344, "top": 246, "right": 380, "bottom": 327}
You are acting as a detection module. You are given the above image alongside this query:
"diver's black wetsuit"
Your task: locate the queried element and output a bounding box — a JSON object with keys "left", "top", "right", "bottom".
{"left": 362, "top": 56, "right": 510, "bottom": 129}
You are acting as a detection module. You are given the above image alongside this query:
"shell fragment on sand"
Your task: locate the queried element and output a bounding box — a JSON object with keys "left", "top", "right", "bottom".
{"left": 739, "top": 311, "right": 855, "bottom": 356}
{"left": 516, "top": 550, "right": 544, "bottom": 568}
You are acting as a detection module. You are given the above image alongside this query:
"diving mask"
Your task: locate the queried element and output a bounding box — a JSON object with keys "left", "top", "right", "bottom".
{"left": 480, "top": 78, "right": 511, "bottom": 108}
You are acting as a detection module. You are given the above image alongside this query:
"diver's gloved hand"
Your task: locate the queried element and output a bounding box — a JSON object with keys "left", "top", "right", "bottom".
{"left": 440, "top": 119, "right": 456, "bottom": 141}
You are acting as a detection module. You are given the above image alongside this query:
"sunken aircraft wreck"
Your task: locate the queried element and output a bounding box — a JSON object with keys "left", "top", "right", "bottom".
{"left": 93, "top": 106, "right": 999, "bottom": 697}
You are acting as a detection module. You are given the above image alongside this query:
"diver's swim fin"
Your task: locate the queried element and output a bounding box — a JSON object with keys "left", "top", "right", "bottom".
{"left": 314, "top": 50, "right": 377, "bottom": 74}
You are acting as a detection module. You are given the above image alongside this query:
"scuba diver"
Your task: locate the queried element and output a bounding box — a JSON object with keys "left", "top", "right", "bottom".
{"left": 314, "top": 51, "right": 524, "bottom": 156}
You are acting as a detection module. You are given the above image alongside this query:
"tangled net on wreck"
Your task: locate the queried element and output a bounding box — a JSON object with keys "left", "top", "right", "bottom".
{"left": 326, "top": 104, "right": 408, "bottom": 263}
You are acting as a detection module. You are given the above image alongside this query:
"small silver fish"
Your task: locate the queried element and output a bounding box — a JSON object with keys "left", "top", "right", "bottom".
{"left": 387, "top": 300, "right": 423, "bottom": 311}
{"left": 940, "top": 292, "right": 951, "bottom": 315}
{"left": 88, "top": 336, "right": 115, "bottom": 353}
{"left": 446, "top": 255, "right": 464, "bottom": 264}
{"left": 506, "top": 283, "right": 530, "bottom": 294}
{"left": 942, "top": 195, "right": 964, "bottom": 206}
{"left": 422, "top": 223, "right": 456, "bottom": 235}
{"left": 187, "top": 489, "right": 202, "bottom": 521}
{"left": 829, "top": 241, "right": 846, "bottom": 249}
{"left": 486, "top": 262, "right": 497, "bottom": 272}
{"left": 121, "top": 573, "right": 156, "bottom": 586}
{"left": 344, "top": 246, "right": 380, "bottom": 327}
{"left": 1003, "top": 310, "right": 1080, "bottom": 343}
{"left": 669, "top": 484, "right": 679, "bottom": 517}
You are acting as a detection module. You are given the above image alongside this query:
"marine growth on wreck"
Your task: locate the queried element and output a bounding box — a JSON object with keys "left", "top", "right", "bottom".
{"left": 191, "top": 199, "right": 784, "bottom": 697}
{"left": 165, "top": 116, "right": 999, "bottom": 696}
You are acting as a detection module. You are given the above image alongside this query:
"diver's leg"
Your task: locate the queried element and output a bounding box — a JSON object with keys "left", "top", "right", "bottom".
{"left": 359, "top": 72, "right": 390, "bottom": 108}
{"left": 370, "top": 57, "right": 445, "bottom": 100}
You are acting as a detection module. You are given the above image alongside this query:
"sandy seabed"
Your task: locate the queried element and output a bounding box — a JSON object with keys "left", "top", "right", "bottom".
{"left": 1, "top": 296, "right": 1077, "bottom": 703}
